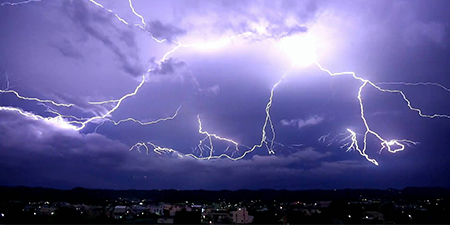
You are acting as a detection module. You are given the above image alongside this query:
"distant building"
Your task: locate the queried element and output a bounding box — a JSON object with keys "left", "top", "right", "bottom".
{"left": 84, "top": 205, "right": 103, "bottom": 218}
{"left": 112, "top": 205, "right": 132, "bottom": 219}
{"left": 210, "top": 209, "right": 230, "bottom": 223}
{"left": 161, "top": 204, "right": 185, "bottom": 216}
{"left": 190, "top": 205, "right": 203, "bottom": 212}
{"left": 150, "top": 205, "right": 164, "bottom": 215}
{"left": 230, "top": 208, "right": 253, "bottom": 224}
{"left": 38, "top": 205, "right": 56, "bottom": 216}
{"left": 317, "top": 201, "right": 331, "bottom": 208}
{"left": 131, "top": 205, "right": 146, "bottom": 215}
{"left": 158, "top": 217, "right": 174, "bottom": 224}
{"left": 363, "top": 211, "right": 384, "bottom": 221}
{"left": 169, "top": 205, "right": 183, "bottom": 216}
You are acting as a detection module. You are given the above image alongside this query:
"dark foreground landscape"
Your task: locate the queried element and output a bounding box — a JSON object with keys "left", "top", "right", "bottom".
{"left": 0, "top": 186, "right": 449, "bottom": 224}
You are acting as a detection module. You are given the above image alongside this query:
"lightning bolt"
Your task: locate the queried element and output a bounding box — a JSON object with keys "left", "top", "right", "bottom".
{"left": 0, "top": 106, "right": 78, "bottom": 130}
{"left": 0, "top": 0, "right": 185, "bottom": 130}
{"left": 377, "top": 82, "right": 450, "bottom": 93}
{"left": 108, "top": 106, "right": 181, "bottom": 126}
{"left": 80, "top": 1, "right": 450, "bottom": 164}
{"left": 0, "top": 0, "right": 184, "bottom": 137}
{"left": 1, "top": 0, "right": 447, "bottom": 166}
{"left": 318, "top": 133, "right": 330, "bottom": 143}
{"left": 314, "top": 62, "right": 425, "bottom": 165}
{"left": 1, "top": 0, "right": 40, "bottom": 6}
{"left": 87, "top": 0, "right": 168, "bottom": 44}
{"left": 0, "top": 89, "right": 74, "bottom": 107}
{"left": 196, "top": 114, "right": 240, "bottom": 160}
{"left": 130, "top": 66, "right": 295, "bottom": 161}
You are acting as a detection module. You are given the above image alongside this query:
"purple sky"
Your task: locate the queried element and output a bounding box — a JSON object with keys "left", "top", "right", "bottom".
{"left": 1, "top": 0, "right": 450, "bottom": 190}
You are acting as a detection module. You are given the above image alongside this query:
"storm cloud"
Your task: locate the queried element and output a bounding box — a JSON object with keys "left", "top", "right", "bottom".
{"left": 0, "top": 0, "right": 450, "bottom": 190}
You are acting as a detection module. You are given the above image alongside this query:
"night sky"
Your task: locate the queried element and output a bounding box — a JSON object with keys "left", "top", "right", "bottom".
{"left": 1, "top": 0, "right": 450, "bottom": 190}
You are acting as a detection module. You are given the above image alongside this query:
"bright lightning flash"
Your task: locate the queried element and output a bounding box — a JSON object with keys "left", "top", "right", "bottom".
{"left": 279, "top": 34, "right": 317, "bottom": 68}
{"left": 1, "top": 0, "right": 448, "bottom": 166}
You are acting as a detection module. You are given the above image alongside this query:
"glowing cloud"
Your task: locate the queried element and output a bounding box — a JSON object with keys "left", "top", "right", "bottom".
{"left": 1, "top": 0, "right": 449, "bottom": 166}
{"left": 278, "top": 34, "right": 317, "bottom": 67}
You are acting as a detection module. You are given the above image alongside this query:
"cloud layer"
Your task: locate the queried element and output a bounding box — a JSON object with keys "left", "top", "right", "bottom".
{"left": 0, "top": 0, "right": 449, "bottom": 189}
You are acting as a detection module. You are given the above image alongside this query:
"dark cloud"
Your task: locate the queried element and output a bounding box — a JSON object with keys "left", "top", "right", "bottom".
{"left": 118, "top": 30, "right": 138, "bottom": 48}
{"left": 50, "top": 39, "right": 83, "bottom": 59}
{"left": 1, "top": 0, "right": 450, "bottom": 190}
{"left": 285, "top": 0, "right": 319, "bottom": 21}
{"left": 151, "top": 58, "right": 186, "bottom": 75}
{"left": 61, "top": 0, "right": 144, "bottom": 76}
{"left": 0, "top": 110, "right": 129, "bottom": 188}
{"left": 0, "top": 109, "right": 366, "bottom": 189}
{"left": 147, "top": 20, "right": 186, "bottom": 42}
{"left": 145, "top": 58, "right": 189, "bottom": 83}
{"left": 0, "top": 110, "right": 127, "bottom": 158}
